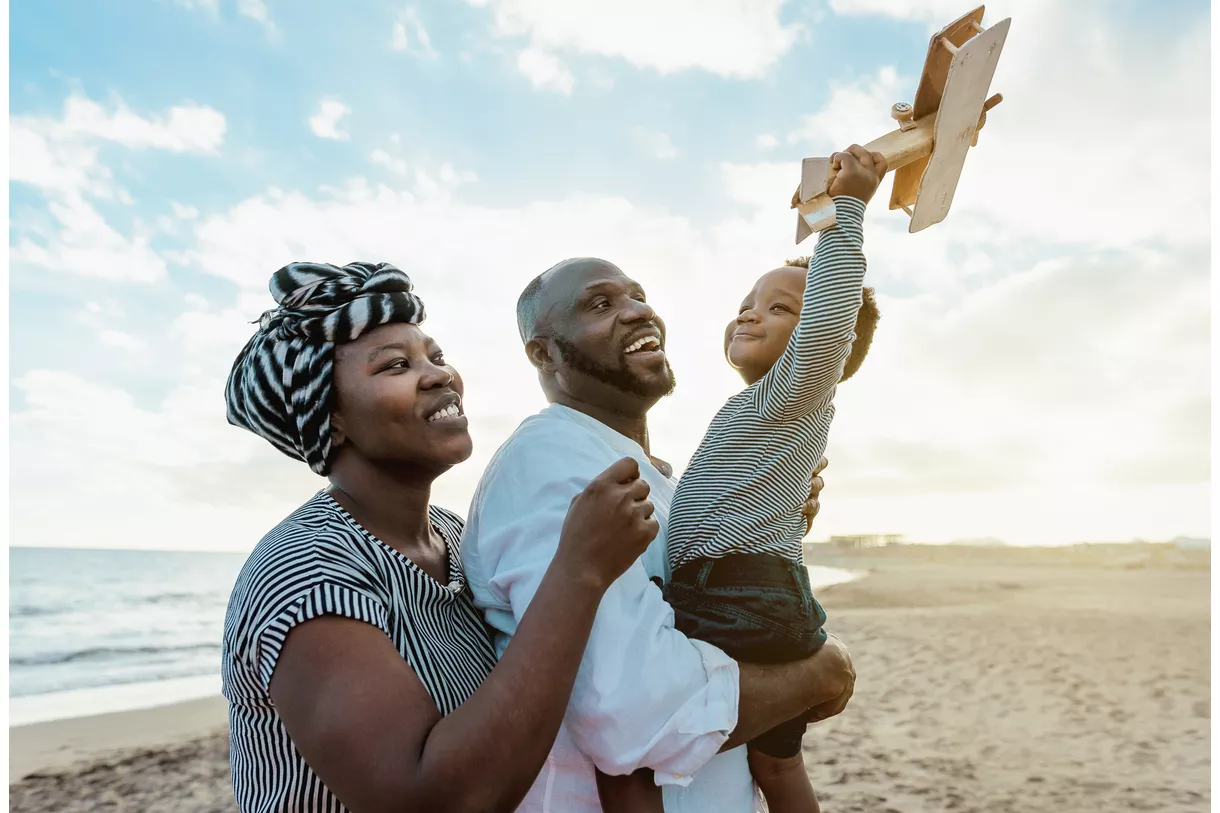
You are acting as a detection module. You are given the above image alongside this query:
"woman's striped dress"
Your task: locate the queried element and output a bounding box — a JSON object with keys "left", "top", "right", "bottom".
{"left": 222, "top": 492, "right": 498, "bottom": 813}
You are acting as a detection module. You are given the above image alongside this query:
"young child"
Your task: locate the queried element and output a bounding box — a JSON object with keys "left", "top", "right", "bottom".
{"left": 595, "top": 144, "right": 885, "bottom": 813}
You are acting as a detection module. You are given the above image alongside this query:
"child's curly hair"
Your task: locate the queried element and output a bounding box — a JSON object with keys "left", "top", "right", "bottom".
{"left": 785, "top": 257, "right": 879, "bottom": 382}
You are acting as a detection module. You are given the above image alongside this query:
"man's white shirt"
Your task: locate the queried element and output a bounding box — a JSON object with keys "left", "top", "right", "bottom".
{"left": 461, "top": 404, "right": 757, "bottom": 812}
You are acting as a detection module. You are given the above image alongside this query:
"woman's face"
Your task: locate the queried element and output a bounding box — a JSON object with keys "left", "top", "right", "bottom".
{"left": 330, "top": 322, "right": 473, "bottom": 475}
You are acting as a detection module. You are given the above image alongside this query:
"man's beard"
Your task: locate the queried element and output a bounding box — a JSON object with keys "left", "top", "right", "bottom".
{"left": 551, "top": 334, "right": 676, "bottom": 398}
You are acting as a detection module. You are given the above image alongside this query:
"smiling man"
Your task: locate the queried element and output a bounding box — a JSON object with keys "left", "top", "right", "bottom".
{"left": 460, "top": 257, "right": 855, "bottom": 812}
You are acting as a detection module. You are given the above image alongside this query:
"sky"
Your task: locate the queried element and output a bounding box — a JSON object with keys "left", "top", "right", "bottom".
{"left": 7, "top": 0, "right": 1212, "bottom": 552}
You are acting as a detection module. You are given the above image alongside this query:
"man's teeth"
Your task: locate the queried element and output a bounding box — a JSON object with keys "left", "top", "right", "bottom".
{"left": 427, "top": 404, "right": 462, "bottom": 422}
{"left": 624, "top": 336, "right": 661, "bottom": 354}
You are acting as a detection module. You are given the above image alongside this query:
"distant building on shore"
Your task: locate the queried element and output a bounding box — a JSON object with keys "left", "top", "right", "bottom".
{"left": 829, "top": 533, "right": 903, "bottom": 548}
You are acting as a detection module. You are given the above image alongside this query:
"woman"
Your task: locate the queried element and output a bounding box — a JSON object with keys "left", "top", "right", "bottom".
{"left": 221, "top": 261, "right": 661, "bottom": 813}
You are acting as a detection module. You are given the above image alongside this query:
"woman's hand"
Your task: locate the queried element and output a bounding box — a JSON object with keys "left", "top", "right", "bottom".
{"left": 801, "top": 456, "right": 828, "bottom": 536}
{"left": 557, "top": 457, "right": 659, "bottom": 592}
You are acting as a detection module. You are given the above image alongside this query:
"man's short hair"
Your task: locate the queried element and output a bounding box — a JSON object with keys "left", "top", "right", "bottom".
{"left": 516, "top": 272, "right": 547, "bottom": 343}
{"left": 784, "top": 257, "right": 880, "bottom": 382}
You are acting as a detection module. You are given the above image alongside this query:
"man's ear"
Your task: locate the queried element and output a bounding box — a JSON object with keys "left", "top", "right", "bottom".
{"left": 524, "top": 337, "right": 556, "bottom": 373}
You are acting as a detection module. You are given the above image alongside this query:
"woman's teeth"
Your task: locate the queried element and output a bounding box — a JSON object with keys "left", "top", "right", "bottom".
{"left": 427, "top": 404, "right": 462, "bottom": 422}
{"left": 624, "top": 336, "right": 661, "bottom": 354}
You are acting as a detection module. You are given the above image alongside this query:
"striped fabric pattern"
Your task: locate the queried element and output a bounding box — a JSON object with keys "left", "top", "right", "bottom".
{"left": 222, "top": 492, "right": 498, "bottom": 813}
{"left": 224, "top": 261, "right": 426, "bottom": 476}
{"left": 666, "top": 196, "right": 868, "bottom": 570}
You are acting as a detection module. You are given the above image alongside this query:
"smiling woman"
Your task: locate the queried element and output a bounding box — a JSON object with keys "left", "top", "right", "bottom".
{"left": 219, "top": 260, "right": 662, "bottom": 813}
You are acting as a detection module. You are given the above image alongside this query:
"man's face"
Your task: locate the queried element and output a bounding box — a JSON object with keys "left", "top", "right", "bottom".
{"left": 537, "top": 259, "right": 675, "bottom": 408}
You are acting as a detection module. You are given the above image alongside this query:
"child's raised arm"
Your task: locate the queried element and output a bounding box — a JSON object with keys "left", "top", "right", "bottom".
{"left": 752, "top": 145, "right": 885, "bottom": 422}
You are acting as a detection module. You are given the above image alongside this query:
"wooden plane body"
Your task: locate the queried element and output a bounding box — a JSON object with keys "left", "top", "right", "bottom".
{"left": 793, "top": 6, "right": 1010, "bottom": 242}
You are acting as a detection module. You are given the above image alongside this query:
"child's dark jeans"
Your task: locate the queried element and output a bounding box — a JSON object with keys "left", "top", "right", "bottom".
{"left": 661, "top": 553, "right": 828, "bottom": 759}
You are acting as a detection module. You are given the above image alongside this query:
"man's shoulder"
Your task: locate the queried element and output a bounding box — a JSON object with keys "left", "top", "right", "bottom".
{"left": 490, "top": 408, "right": 621, "bottom": 472}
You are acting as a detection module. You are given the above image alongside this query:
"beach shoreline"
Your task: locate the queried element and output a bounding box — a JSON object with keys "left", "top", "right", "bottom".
{"left": 9, "top": 542, "right": 1210, "bottom": 812}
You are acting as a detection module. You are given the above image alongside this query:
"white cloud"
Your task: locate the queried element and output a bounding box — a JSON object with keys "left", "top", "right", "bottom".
{"left": 11, "top": 189, "right": 168, "bottom": 282}
{"left": 717, "top": 160, "right": 796, "bottom": 213}
{"left": 589, "top": 68, "right": 616, "bottom": 90}
{"left": 785, "top": 65, "right": 905, "bottom": 149}
{"left": 772, "top": 4, "right": 1209, "bottom": 251}
{"left": 175, "top": 0, "right": 220, "bottom": 13}
{"left": 632, "top": 127, "right": 678, "bottom": 160}
{"left": 755, "top": 133, "right": 780, "bottom": 149}
{"left": 308, "top": 100, "right": 351, "bottom": 141}
{"left": 9, "top": 3, "right": 1208, "bottom": 552}
{"left": 98, "top": 329, "right": 147, "bottom": 353}
{"left": 392, "top": 7, "right": 437, "bottom": 57}
{"left": 171, "top": 202, "right": 200, "bottom": 220}
{"left": 468, "top": 0, "right": 802, "bottom": 78}
{"left": 516, "top": 47, "right": 575, "bottom": 94}
{"left": 237, "top": 0, "right": 277, "bottom": 36}
{"left": 370, "top": 148, "right": 409, "bottom": 175}
{"left": 9, "top": 93, "right": 224, "bottom": 283}
{"left": 17, "top": 93, "right": 226, "bottom": 156}
{"left": 826, "top": 0, "right": 974, "bottom": 24}
{"left": 12, "top": 134, "right": 1209, "bottom": 550}
{"left": 10, "top": 368, "right": 320, "bottom": 551}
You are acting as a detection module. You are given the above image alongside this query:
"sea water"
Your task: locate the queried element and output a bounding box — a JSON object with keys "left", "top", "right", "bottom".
{"left": 9, "top": 547, "right": 859, "bottom": 726}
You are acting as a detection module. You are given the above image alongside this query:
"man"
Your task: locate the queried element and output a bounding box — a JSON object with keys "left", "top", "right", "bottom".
{"left": 461, "top": 258, "right": 855, "bottom": 812}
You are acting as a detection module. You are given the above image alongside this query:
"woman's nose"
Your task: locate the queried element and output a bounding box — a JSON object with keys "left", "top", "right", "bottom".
{"left": 420, "top": 361, "right": 455, "bottom": 389}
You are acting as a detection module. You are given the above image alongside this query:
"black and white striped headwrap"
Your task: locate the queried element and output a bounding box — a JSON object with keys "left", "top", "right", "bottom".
{"left": 225, "top": 261, "right": 426, "bottom": 476}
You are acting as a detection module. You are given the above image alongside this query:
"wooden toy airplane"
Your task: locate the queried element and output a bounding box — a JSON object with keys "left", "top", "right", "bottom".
{"left": 792, "top": 6, "right": 1011, "bottom": 242}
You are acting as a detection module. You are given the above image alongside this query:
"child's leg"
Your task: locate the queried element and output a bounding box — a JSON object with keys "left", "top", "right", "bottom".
{"left": 748, "top": 746, "right": 821, "bottom": 813}
{"left": 596, "top": 767, "right": 664, "bottom": 813}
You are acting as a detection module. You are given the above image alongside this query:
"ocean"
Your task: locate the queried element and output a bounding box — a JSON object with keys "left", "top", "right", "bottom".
{"left": 8, "top": 546, "right": 859, "bottom": 726}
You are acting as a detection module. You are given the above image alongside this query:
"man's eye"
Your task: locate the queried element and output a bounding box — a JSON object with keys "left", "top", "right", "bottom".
{"left": 593, "top": 299, "right": 611, "bottom": 310}
{"left": 385, "top": 359, "right": 409, "bottom": 370}
{"left": 432, "top": 354, "right": 446, "bottom": 366}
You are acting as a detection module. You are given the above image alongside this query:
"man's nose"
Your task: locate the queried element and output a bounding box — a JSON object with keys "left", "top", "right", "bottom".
{"left": 623, "top": 298, "right": 656, "bottom": 322}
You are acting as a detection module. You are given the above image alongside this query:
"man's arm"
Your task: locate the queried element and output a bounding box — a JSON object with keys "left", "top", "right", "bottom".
{"left": 727, "top": 634, "right": 855, "bottom": 750}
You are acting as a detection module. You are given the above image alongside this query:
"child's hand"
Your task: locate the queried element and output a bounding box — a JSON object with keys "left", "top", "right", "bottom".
{"left": 828, "top": 144, "right": 887, "bottom": 204}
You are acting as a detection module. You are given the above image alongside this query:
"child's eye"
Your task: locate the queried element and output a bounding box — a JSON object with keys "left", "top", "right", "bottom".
{"left": 771, "top": 304, "right": 791, "bottom": 314}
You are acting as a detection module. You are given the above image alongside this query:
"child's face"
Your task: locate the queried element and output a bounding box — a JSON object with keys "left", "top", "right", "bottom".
{"left": 723, "top": 266, "right": 806, "bottom": 385}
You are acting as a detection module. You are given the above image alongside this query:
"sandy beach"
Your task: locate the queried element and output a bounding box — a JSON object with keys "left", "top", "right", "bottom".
{"left": 9, "top": 542, "right": 1210, "bottom": 812}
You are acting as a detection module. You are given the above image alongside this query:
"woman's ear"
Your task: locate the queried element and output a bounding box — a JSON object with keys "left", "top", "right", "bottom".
{"left": 330, "top": 411, "right": 347, "bottom": 448}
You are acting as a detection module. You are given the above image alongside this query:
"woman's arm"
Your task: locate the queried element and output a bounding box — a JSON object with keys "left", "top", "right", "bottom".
{"left": 269, "top": 457, "right": 657, "bottom": 813}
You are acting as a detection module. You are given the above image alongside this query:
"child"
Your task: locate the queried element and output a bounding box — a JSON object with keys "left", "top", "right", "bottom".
{"left": 595, "top": 144, "right": 885, "bottom": 813}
